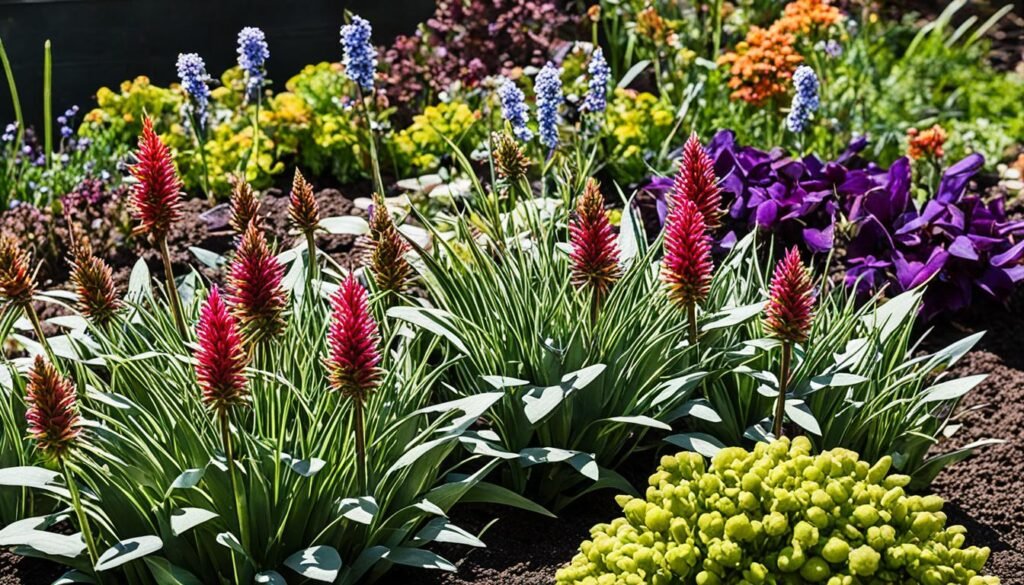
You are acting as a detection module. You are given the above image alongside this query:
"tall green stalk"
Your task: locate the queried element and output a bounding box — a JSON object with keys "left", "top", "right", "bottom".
{"left": 158, "top": 237, "right": 188, "bottom": 338}
{"left": 773, "top": 342, "right": 792, "bottom": 438}
{"left": 62, "top": 460, "right": 100, "bottom": 573}
{"left": 0, "top": 37, "right": 24, "bottom": 147}
{"left": 356, "top": 87, "right": 385, "bottom": 197}
{"left": 43, "top": 41, "right": 52, "bottom": 170}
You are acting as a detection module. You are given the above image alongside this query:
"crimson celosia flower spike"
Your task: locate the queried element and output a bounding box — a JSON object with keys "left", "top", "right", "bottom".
{"left": 227, "top": 222, "right": 287, "bottom": 345}
{"left": 25, "top": 355, "right": 81, "bottom": 460}
{"left": 765, "top": 247, "right": 816, "bottom": 344}
{"left": 0, "top": 233, "right": 36, "bottom": 307}
{"left": 671, "top": 133, "right": 722, "bottom": 228}
{"left": 195, "top": 286, "right": 249, "bottom": 415}
{"left": 129, "top": 117, "right": 183, "bottom": 240}
{"left": 569, "top": 179, "right": 621, "bottom": 304}
{"left": 289, "top": 168, "right": 320, "bottom": 235}
{"left": 368, "top": 194, "right": 412, "bottom": 294}
{"left": 661, "top": 198, "right": 714, "bottom": 309}
{"left": 326, "top": 274, "right": 382, "bottom": 401}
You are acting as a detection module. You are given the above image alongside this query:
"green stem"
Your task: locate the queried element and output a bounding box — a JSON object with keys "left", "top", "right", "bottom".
{"left": 711, "top": 0, "right": 724, "bottom": 60}
{"left": 687, "top": 301, "right": 698, "bottom": 348}
{"left": 353, "top": 397, "right": 367, "bottom": 495}
{"left": 158, "top": 237, "right": 188, "bottom": 338}
{"left": 0, "top": 37, "right": 25, "bottom": 147}
{"left": 43, "top": 41, "right": 52, "bottom": 170}
{"left": 773, "top": 342, "right": 792, "bottom": 438}
{"left": 305, "top": 230, "right": 318, "bottom": 285}
{"left": 219, "top": 410, "right": 250, "bottom": 575}
{"left": 356, "top": 87, "right": 385, "bottom": 197}
{"left": 62, "top": 460, "right": 100, "bottom": 573}
{"left": 25, "top": 303, "right": 57, "bottom": 365}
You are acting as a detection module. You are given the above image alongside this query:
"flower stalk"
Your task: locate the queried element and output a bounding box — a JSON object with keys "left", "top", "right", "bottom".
{"left": 289, "top": 169, "right": 321, "bottom": 284}
{"left": 764, "top": 247, "right": 815, "bottom": 437}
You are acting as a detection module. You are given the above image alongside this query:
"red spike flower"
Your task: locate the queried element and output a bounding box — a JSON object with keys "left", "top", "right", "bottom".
{"left": 569, "top": 179, "right": 621, "bottom": 301}
{"left": 326, "top": 275, "right": 381, "bottom": 401}
{"left": 765, "top": 247, "right": 815, "bottom": 344}
{"left": 195, "top": 286, "right": 249, "bottom": 415}
{"left": 289, "top": 169, "right": 320, "bottom": 236}
{"left": 368, "top": 194, "right": 412, "bottom": 294}
{"left": 227, "top": 222, "right": 287, "bottom": 344}
{"left": 129, "top": 117, "right": 183, "bottom": 240}
{"left": 0, "top": 233, "right": 36, "bottom": 307}
{"left": 70, "top": 253, "right": 120, "bottom": 325}
{"left": 671, "top": 133, "right": 722, "bottom": 228}
{"left": 25, "top": 355, "right": 81, "bottom": 460}
{"left": 661, "top": 198, "right": 714, "bottom": 308}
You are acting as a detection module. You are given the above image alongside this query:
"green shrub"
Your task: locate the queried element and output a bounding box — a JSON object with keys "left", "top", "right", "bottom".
{"left": 557, "top": 437, "right": 999, "bottom": 585}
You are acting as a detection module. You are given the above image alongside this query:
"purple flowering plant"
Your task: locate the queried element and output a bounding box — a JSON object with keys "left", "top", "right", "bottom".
{"left": 644, "top": 131, "right": 1024, "bottom": 318}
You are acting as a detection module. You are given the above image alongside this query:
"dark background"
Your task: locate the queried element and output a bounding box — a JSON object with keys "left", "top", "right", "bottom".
{"left": 0, "top": 0, "right": 433, "bottom": 129}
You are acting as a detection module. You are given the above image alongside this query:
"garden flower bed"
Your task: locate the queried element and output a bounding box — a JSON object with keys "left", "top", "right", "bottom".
{"left": 1, "top": 0, "right": 1022, "bottom": 584}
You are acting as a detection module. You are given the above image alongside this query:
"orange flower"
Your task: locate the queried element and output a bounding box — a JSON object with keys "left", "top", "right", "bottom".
{"left": 636, "top": 8, "right": 667, "bottom": 43}
{"left": 774, "top": 0, "right": 843, "bottom": 35}
{"left": 907, "top": 125, "right": 948, "bottom": 160}
{"left": 719, "top": 26, "right": 804, "bottom": 104}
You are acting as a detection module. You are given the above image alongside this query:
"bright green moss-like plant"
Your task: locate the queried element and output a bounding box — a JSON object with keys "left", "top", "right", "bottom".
{"left": 557, "top": 437, "right": 999, "bottom": 585}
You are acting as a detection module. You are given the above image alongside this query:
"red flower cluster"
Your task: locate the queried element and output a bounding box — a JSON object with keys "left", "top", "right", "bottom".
{"left": 671, "top": 134, "right": 722, "bottom": 228}
{"left": 0, "top": 233, "right": 35, "bottom": 307}
{"left": 195, "top": 286, "right": 249, "bottom": 415}
{"left": 368, "top": 194, "right": 412, "bottom": 294}
{"left": 129, "top": 117, "right": 183, "bottom": 240}
{"left": 227, "top": 222, "right": 287, "bottom": 344}
{"left": 327, "top": 275, "right": 382, "bottom": 400}
{"left": 907, "top": 125, "right": 948, "bottom": 160}
{"left": 70, "top": 253, "right": 120, "bottom": 325}
{"left": 569, "top": 179, "right": 622, "bottom": 301}
{"left": 25, "top": 355, "right": 81, "bottom": 460}
{"left": 765, "top": 247, "right": 816, "bottom": 343}
{"left": 661, "top": 198, "right": 714, "bottom": 308}
{"left": 289, "top": 169, "right": 320, "bottom": 235}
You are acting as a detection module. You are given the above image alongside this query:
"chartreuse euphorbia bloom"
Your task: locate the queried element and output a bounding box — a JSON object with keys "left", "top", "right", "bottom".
{"left": 556, "top": 437, "right": 1000, "bottom": 585}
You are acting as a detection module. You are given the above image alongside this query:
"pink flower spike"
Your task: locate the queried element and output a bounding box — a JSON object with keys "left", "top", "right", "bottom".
{"left": 326, "top": 275, "right": 382, "bottom": 400}
{"left": 569, "top": 179, "right": 621, "bottom": 301}
{"left": 661, "top": 198, "right": 714, "bottom": 308}
{"left": 227, "top": 222, "right": 287, "bottom": 344}
{"left": 129, "top": 117, "right": 183, "bottom": 240}
{"left": 765, "top": 247, "right": 816, "bottom": 344}
{"left": 671, "top": 133, "right": 722, "bottom": 228}
{"left": 195, "top": 286, "right": 249, "bottom": 415}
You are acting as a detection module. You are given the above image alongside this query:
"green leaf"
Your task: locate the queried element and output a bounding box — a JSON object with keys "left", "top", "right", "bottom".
{"left": 413, "top": 518, "right": 485, "bottom": 548}
{"left": 617, "top": 59, "right": 651, "bottom": 89}
{"left": 337, "top": 496, "right": 378, "bottom": 525}
{"left": 0, "top": 517, "right": 86, "bottom": 558}
{"left": 651, "top": 372, "right": 707, "bottom": 406}
{"left": 906, "top": 438, "right": 1004, "bottom": 489}
{"left": 214, "top": 532, "right": 248, "bottom": 560}
{"left": 665, "top": 433, "right": 725, "bottom": 458}
{"left": 601, "top": 416, "right": 671, "bottom": 431}
{"left": 52, "top": 570, "right": 95, "bottom": 584}
{"left": 95, "top": 536, "right": 163, "bottom": 571}
{"left": 284, "top": 546, "right": 342, "bottom": 583}
{"left": 169, "top": 508, "right": 218, "bottom": 537}
{"left": 387, "top": 306, "right": 469, "bottom": 354}
{"left": 784, "top": 399, "right": 821, "bottom": 436}
{"left": 169, "top": 468, "right": 205, "bottom": 490}
{"left": 127, "top": 258, "right": 152, "bottom": 301}
{"left": 0, "top": 466, "right": 60, "bottom": 489}
{"left": 461, "top": 481, "right": 555, "bottom": 518}
{"left": 143, "top": 557, "right": 205, "bottom": 585}
{"left": 280, "top": 453, "right": 326, "bottom": 477}
{"left": 519, "top": 448, "right": 598, "bottom": 481}
{"left": 795, "top": 373, "right": 869, "bottom": 397}
{"left": 253, "top": 572, "right": 287, "bottom": 585}
{"left": 920, "top": 375, "right": 986, "bottom": 404}
{"left": 384, "top": 547, "right": 456, "bottom": 572}
{"left": 702, "top": 303, "right": 764, "bottom": 331}
{"left": 320, "top": 216, "right": 370, "bottom": 235}
{"left": 188, "top": 247, "right": 226, "bottom": 269}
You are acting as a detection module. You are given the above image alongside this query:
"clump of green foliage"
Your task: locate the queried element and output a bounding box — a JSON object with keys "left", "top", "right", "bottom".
{"left": 557, "top": 437, "right": 999, "bottom": 585}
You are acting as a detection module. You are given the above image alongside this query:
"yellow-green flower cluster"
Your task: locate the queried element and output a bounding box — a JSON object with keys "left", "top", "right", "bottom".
{"left": 603, "top": 89, "right": 675, "bottom": 184}
{"left": 392, "top": 102, "right": 483, "bottom": 175}
{"left": 556, "top": 438, "right": 999, "bottom": 585}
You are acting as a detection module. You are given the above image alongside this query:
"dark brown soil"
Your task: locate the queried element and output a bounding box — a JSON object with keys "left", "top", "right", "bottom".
{"left": 0, "top": 551, "right": 61, "bottom": 585}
